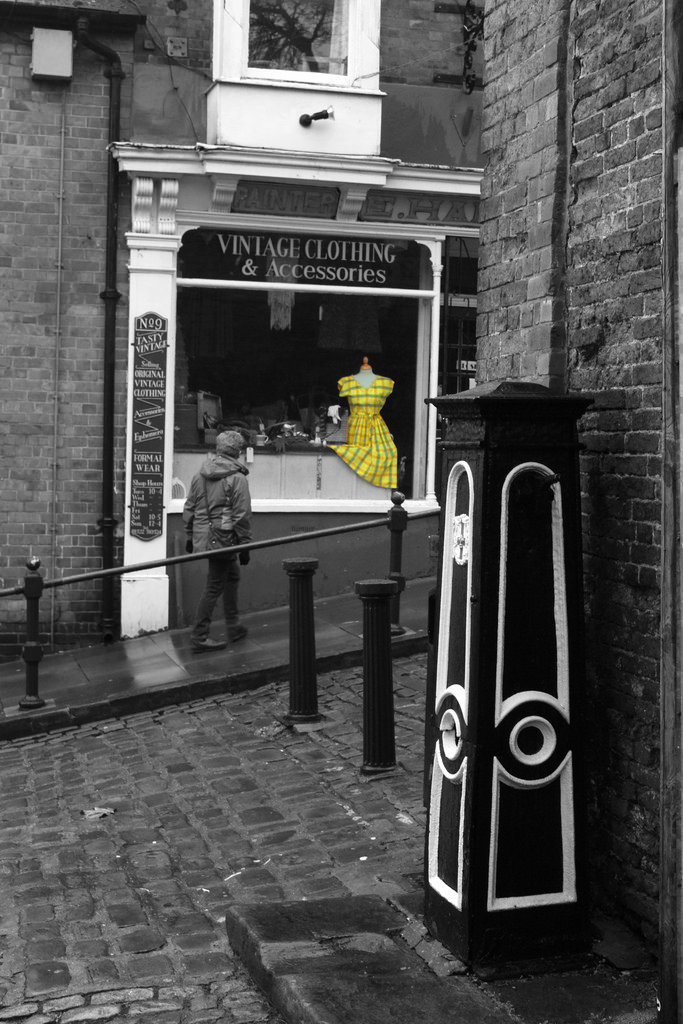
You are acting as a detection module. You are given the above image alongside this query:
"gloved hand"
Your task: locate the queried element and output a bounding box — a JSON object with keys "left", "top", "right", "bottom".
{"left": 239, "top": 550, "right": 250, "bottom": 566}
{"left": 185, "top": 539, "right": 193, "bottom": 554}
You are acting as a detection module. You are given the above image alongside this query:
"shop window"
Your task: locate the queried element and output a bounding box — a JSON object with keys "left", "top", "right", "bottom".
{"left": 173, "top": 229, "right": 429, "bottom": 502}
{"left": 249, "top": 0, "right": 349, "bottom": 76}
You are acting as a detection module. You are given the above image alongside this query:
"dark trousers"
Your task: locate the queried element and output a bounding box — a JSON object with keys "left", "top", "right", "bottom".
{"left": 192, "top": 555, "right": 240, "bottom": 642}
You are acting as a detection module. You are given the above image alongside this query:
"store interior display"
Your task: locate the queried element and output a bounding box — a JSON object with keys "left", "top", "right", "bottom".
{"left": 174, "top": 296, "right": 418, "bottom": 495}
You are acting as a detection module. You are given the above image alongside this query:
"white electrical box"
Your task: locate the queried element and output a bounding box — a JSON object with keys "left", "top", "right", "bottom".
{"left": 31, "top": 28, "right": 73, "bottom": 80}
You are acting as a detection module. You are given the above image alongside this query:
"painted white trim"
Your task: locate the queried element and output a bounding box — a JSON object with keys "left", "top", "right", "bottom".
{"left": 389, "top": 165, "right": 483, "bottom": 194}
{"left": 486, "top": 461, "right": 577, "bottom": 911}
{"left": 215, "top": 76, "right": 384, "bottom": 96}
{"left": 434, "top": 685, "right": 468, "bottom": 781}
{"left": 425, "top": 243, "right": 443, "bottom": 503}
{"left": 174, "top": 210, "right": 460, "bottom": 242}
{"left": 510, "top": 714, "right": 557, "bottom": 767}
{"left": 121, "top": 239, "right": 180, "bottom": 638}
{"left": 435, "top": 461, "right": 474, "bottom": 706}
{"left": 494, "top": 462, "right": 570, "bottom": 725}
{"left": 168, "top": 496, "right": 439, "bottom": 515}
{"left": 111, "top": 144, "right": 483, "bottom": 201}
{"left": 498, "top": 690, "right": 569, "bottom": 726}
{"left": 177, "top": 277, "right": 435, "bottom": 299}
{"left": 426, "top": 461, "right": 473, "bottom": 910}
{"left": 428, "top": 743, "right": 467, "bottom": 910}
{"left": 487, "top": 755, "right": 577, "bottom": 911}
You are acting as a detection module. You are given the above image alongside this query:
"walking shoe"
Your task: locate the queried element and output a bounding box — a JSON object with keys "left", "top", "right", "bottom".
{"left": 228, "top": 626, "right": 248, "bottom": 643}
{"left": 191, "top": 638, "right": 227, "bottom": 653}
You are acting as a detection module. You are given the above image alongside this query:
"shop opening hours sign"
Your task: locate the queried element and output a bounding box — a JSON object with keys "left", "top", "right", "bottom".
{"left": 179, "top": 230, "right": 420, "bottom": 290}
{"left": 130, "top": 313, "right": 167, "bottom": 541}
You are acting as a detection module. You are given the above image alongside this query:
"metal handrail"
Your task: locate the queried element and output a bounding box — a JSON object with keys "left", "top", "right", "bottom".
{"left": 0, "top": 503, "right": 438, "bottom": 597}
{"left": 2, "top": 492, "right": 439, "bottom": 710}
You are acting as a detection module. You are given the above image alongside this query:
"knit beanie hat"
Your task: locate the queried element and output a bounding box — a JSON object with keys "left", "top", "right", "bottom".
{"left": 216, "top": 430, "right": 244, "bottom": 457}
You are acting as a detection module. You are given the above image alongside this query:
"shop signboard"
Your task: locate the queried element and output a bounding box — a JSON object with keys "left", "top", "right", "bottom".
{"left": 130, "top": 312, "right": 167, "bottom": 541}
{"left": 231, "top": 180, "right": 340, "bottom": 219}
{"left": 179, "top": 230, "right": 420, "bottom": 290}
{"left": 360, "top": 190, "right": 479, "bottom": 226}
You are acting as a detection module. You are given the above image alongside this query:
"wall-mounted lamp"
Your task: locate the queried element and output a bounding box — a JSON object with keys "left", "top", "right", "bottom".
{"left": 299, "top": 106, "right": 334, "bottom": 127}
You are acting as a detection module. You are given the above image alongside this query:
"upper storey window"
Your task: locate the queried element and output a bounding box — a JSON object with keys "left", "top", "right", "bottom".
{"left": 249, "top": 0, "right": 349, "bottom": 77}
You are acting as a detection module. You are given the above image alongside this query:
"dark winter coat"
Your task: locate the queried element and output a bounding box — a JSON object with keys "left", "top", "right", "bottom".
{"left": 183, "top": 453, "right": 252, "bottom": 554}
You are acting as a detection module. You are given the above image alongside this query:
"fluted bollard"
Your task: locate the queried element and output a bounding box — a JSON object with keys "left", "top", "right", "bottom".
{"left": 282, "top": 557, "right": 320, "bottom": 724}
{"left": 355, "top": 579, "right": 398, "bottom": 773}
{"left": 20, "top": 557, "right": 45, "bottom": 710}
{"left": 387, "top": 491, "right": 407, "bottom": 636}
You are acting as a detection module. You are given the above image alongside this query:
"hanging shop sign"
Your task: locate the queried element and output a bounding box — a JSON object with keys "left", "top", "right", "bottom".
{"left": 130, "top": 312, "right": 167, "bottom": 541}
{"left": 179, "top": 230, "right": 420, "bottom": 289}
{"left": 231, "top": 179, "right": 340, "bottom": 219}
{"left": 359, "top": 190, "right": 479, "bottom": 226}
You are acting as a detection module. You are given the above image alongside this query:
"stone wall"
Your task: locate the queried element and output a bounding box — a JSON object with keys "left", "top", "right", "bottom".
{"left": 477, "top": 0, "right": 663, "bottom": 943}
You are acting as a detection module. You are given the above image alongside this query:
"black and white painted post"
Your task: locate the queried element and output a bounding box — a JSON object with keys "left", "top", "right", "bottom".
{"left": 423, "top": 382, "right": 591, "bottom": 971}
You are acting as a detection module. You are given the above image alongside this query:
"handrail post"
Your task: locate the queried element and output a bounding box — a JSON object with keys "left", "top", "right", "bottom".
{"left": 355, "top": 578, "right": 398, "bottom": 773}
{"left": 20, "top": 557, "right": 46, "bottom": 710}
{"left": 388, "top": 490, "right": 408, "bottom": 636}
{"left": 282, "top": 557, "right": 321, "bottom": 724}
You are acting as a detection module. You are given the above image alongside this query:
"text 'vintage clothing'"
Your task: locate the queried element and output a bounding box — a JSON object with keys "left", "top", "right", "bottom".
{"left": 328, "top": 375, "right": 397, "bottom": 489}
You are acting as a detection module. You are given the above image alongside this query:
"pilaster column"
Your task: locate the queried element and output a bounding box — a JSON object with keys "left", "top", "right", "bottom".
{"left": 120, "top": 179, "right": 181, "bottom": 636}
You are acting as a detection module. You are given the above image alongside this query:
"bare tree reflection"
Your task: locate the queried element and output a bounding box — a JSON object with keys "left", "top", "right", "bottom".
{"left": 249, "top": 0, "right": 335, "bottom": 73}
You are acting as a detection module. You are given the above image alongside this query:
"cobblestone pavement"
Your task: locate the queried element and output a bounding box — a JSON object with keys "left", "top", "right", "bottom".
{"left": 0, "top": 655, "right": 428, "bottom": 1024}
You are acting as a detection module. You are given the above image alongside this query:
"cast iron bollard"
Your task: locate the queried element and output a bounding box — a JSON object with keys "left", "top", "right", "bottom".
{"left": 387, "top": 491, "right": 407, "bottom": 635}
{"left": 20, "top": 557, "right": 46, "bottom": 710}
{"left": 355, "top": 578, "right": 399, "bottom": 773}
{"left": 282, "top": 557, "right": 320, "bottom": 724}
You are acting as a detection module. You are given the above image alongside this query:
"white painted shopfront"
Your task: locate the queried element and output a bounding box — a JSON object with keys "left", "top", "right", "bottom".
{"left": 114, "top": 0, "right": 481, "bottom": 636}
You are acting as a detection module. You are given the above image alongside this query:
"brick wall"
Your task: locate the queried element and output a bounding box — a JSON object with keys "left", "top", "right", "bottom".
{"left": 478, "top": 0, "right": 571, "bottom": 388}
{"left": 131, "top": 0, "right": 477, "bottom": 89}
{"left": 478, "top": 0, "right": 663, "bottom": 944}
{"left": 380, "top": 0, "right": 483, "bottom": 87}
{"left": 566, "top": 0, "right": 663, "bottom": 943}
{"left": 382, "top": 0, "right": 479, "bottom": 86}
{"left": 129, "top": 0, "right": 212, "bottom": 74}
{"left": 0, "top": 28, "right": 134, "bottom": 655}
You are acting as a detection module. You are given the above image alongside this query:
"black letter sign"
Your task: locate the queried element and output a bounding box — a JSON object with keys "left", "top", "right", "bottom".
{"left": 130, "top": 312, "right": 167, "bottom": 541}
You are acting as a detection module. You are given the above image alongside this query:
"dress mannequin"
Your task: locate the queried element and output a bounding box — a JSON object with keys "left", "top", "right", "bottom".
{"left": 353, "top": 357, "right": 378, "bottom": 387}
{"left": 328, "top": 357, "right": 397, "bottom": 489}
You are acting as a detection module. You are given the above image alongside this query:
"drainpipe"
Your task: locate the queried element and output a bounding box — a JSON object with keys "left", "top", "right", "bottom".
{"left": 660, "top": 1, "right": 681, "bottom": 1020}
{"left": 75, "top": 16, "right": 123, "bottom": 643}
{"left": 49, "top": 89, "right": 67, "bottom": 648}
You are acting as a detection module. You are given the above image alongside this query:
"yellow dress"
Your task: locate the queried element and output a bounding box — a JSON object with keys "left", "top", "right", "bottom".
{"left": 328, "top": 376, "right": 397, "bottom": 489}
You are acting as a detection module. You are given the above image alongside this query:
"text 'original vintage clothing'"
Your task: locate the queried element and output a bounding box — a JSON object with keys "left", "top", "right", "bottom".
{"left": 328, "top": 375, "right": 397, "bottom": 489}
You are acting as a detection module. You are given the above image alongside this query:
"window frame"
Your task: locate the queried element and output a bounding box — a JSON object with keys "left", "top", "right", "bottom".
{"left": 245, "top": 0, "right": 354, "bottom": 87}
{"left": 213, "top": 0, "right": 377, "bottom": 91}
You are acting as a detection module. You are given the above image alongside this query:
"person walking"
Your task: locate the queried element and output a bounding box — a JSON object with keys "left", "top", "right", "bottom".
{"left": 183, "top": 430, "right": 252, "bottom": 652}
